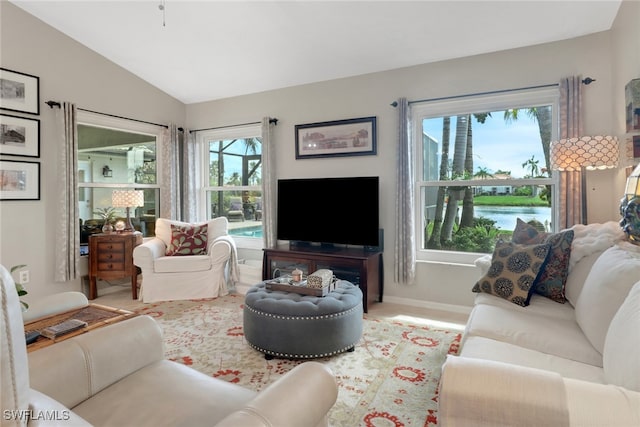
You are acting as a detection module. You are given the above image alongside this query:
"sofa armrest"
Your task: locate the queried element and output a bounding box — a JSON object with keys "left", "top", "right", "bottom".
{"left": 22, "top": 292, "right": 88, "bottom": 323}
{"left": 215, "top": 362, "right": 338, "bottom": 427}
{"left": 439, "top": 356, "right": 570, "bottom": 427}
{"left": 133, "top": 238, "right": 166, "bottom": 269}
{"left": 209, "top": 236, "right": 233, "bottom": 265}
{"left": 27, "top": 389, "right": 92, "bottom": 427}
{"left": 564, "top": 378, "right": 640, "bottom": 426}
{"left": 29, "top": 316, "right": 164, "bottom": 409}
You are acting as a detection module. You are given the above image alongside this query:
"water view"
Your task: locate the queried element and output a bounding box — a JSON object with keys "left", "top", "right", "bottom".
{"left": 474, "top": 205, "right": 552, "bottom": 231}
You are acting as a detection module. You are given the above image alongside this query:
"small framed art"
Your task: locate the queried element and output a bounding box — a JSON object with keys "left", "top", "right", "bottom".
{"left": 295, "top": 116, "right": 377, "bottom": 159}
{"left": 0, "top": 113, "right": 40, "bottom": 158}
{"left": 0, "top": 159, "right": 40, "bottom": 201}
{"left": 0, "top": 68, "right": 40, "bottom": 115}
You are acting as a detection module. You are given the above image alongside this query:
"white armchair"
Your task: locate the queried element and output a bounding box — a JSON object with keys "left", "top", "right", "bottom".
{"left": 133, "top": 217, "right": 238, "bottom": 303}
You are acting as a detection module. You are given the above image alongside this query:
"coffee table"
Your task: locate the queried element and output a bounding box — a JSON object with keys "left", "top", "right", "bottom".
{"left": 24, "top": 303, "right": 137, "bottom": 352}
{"left": 243, "top": 280, "right": 363, "bottom": 359}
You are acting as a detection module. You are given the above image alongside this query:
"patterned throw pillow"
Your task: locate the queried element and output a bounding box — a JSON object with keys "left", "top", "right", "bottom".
{"left": 472, "top": 240, "right": 551, "bottom": 307}
{"left": 165, "top": 224, "right": 208, "bottom": 256}
{"left": 512, "top": 218, "right": 574, "bottom": 303}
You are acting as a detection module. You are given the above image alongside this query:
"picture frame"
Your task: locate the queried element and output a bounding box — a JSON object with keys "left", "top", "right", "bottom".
{"left": 0, "top": 159, "right": 40, "bottom": 201}
{"left": 625, "top": 78, "right": 640, "bottom": 133}
{"left": 0, "top": 113, "right": 40, "bottom": 158}
{"left": 0, "top": 68, "right": 40, "bottom": 115}
{"left": 295, "top": 116, "right": 377, "bottom": 159}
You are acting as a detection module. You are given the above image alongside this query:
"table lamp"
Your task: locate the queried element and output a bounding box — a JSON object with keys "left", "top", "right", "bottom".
{"left": 620, "top": 163, "right": 640, "bottom": 244}
{"left": 112, "top": 190, "right": 144, "bottom": 232}
{"left": 550, "top": 135, "right": 619, "bottom": 224}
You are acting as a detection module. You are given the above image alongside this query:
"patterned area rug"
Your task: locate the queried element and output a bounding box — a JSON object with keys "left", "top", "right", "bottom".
{"left": 134, "top": 294, "right": 462, "bottom": 427}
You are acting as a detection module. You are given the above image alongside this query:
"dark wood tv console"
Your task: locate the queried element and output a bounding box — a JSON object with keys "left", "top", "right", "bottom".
{"left": 262, "top": 244, "right": 383, "bottom": 312}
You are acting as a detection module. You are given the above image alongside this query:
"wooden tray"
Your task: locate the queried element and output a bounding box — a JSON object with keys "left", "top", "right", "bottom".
{"left": 265, "top": 280, "right": 335, "bottom": 296}
{"left": 24, "top": 303, "right": 138, "bottom": 352}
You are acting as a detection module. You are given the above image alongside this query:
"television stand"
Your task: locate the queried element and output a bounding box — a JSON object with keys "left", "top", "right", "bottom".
{"left": 263, "top": 244, "right": 383, "bottom": 313}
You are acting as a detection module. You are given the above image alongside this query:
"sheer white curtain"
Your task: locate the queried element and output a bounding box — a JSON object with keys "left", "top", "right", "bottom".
{"left": 54, "top": 102, "right": 80, "bottom": 282}
{"left": 183, "top": 130, "right": 200, "bottom": 222}
{"left": 160, "top": 124, "right": 182, "bottom": 220}
{"left": 558, "top": 76, "right": 584, "bottom": 228}
{"left": 395, "top": 98, "right": 416, "bottom": 284}
{"left": 261, "top": 117, "right": 277, "bottom": 248}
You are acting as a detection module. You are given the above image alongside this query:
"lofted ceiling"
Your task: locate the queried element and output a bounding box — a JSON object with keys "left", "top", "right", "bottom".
{"left": 10, "top": 0, "right": 622, "bottom": 104}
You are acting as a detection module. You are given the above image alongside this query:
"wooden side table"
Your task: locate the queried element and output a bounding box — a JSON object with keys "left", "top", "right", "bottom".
{"left": 88, "top": 233, "right": 143, "bottom": 300}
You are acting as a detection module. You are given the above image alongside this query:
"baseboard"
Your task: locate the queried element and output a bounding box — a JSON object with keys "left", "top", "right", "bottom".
{"left": 381, "top": 295, "right": 472, "bottom": 315}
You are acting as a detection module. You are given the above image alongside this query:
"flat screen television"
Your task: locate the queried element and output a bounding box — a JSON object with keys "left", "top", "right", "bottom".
{"left": 277, "top": 176, "right": 379, "bottom": 247}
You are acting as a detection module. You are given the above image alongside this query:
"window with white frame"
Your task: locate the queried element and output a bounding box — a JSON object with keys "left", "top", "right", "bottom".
{"left": 198, "top": 124, "right": 263, "bottom": 246}
{"left": 77, "top": 112, "right": 162, "bottom": 240}
{"left": 413, "top": 88, "right": 559, "bottom": 262}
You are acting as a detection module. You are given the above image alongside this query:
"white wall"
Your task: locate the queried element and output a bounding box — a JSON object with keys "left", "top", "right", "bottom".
{"left": 0, "top": 2, "right": 185, "bottom": 303}
{"left": 186, "top": 26, "right": 628, "bottom": 310}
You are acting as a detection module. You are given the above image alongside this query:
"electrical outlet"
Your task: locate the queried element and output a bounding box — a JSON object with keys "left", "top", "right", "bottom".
{"left": 19, "top": 270, "right": 29, "bottom": 284}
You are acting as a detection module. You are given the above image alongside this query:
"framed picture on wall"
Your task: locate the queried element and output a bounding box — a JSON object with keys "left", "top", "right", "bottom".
{"left": 0, "top": 113, "right": 40, "bottom": 158}
{"left": 0, "top": 68, "right": 40, "bottom": 115}
{"left": 295, "top": 116, "right": 377, "bottom": 159}
{"left": 0, "top": 159, "right": 40, "bottom": 201}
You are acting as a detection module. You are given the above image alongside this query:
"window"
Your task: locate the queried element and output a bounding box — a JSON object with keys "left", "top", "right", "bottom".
{"left": 78, "top": 112, "right": 162, "bottom": 241}
{"left": 413, "top": 88, "right": 559, "bottom": 262}
{"left": 199, "top": 124, "right": 263, "bottom": 247}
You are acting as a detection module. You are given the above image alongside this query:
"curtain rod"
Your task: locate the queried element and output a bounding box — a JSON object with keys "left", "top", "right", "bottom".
{"left": 45, "top": 100, "right": 182, "bottom": 130}
{"left": 189, "top": 118, "right": 278, "bottom": 134}
{"left": 390, "top": 78, "right": 596, "bottom": 107}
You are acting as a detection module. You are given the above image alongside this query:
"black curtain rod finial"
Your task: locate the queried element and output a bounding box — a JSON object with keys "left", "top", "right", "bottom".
{"left": 582, "top": 77, "right": 596, "bottom": 85}
{"left": 46, "top": 100, "right": 61, "bottom": 108}
{"left": 390, "top": 101, "right": 398, "bottom": 108}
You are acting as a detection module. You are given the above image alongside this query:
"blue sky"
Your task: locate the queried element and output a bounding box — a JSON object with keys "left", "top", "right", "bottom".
{"left": 422, "top": 111, "right": 546, "bottom": 179}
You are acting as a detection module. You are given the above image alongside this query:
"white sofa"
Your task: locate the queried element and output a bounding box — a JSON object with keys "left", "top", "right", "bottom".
{"left": 439, "top": 221, "right": 640, "bottom": 426}
{"left": 133, "top": 217, "right": 238, "bottom": 303}
{"left": 1, "top": 265, "right": 338, "bottom": 427}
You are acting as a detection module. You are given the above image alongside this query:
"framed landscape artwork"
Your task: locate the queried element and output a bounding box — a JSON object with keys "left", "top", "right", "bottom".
{"left": 0, "top": 160, "right": 40, "bottom": 201}
{"left": 0, "top": 68, "right": 40, "bottom": 115}
{"left": 295, "top": 116, "right": 377, "bottom": 159}
{"left": 0, "top": 113, "right": 40, "bottom": 157}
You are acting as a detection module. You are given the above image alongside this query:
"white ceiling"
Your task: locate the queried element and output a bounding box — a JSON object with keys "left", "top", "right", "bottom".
{"left": 10, "top": 0, "right": 622, "bottom": 104}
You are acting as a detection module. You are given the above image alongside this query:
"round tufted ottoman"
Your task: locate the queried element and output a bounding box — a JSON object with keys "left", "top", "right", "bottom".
{"left": 243, "top": 280, "right": 363, "bottom": 359}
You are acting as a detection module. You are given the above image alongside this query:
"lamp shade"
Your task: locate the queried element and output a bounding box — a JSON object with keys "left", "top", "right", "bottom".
{"left": 550, "top": 135, "right": 619, "bottom": 171}
{"left": 112, "top": 190, "right": 144, "bottom": 208}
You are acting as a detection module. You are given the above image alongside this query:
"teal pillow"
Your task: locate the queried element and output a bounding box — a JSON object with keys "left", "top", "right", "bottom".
{"left": 512, "top": 218, "right": 574, "bottom": 303}
{"left": 472, "top": 240, "right": 551, "bottom": 307}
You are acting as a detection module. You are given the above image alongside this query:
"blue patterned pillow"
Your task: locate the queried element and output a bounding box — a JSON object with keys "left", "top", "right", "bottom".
{"left": 512, "top": 219, "right": 574, "bottom": 303}
{"left": 472, "top": 240, "right": 551, "bottom": 307}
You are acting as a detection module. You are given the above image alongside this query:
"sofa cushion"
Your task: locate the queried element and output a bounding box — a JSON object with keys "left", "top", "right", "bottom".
{"left": 464, "top": 303, "right": 603, "bottom": 367}
{"left": 564, "top": 250, "right": 603, "bottom": 308}
{"left": 154, "top": 255, "right": 212, "bottom": 273}
{"left": 472, "top": 240, "right": 551, "bottom": 307}
{"left": 460, "top": 336, "right": 605, "bottom": 383}
{"left": 575, "top": 242, "right": 640, "bottom": 354}
{"left": 473, "top": 292, "right": 576, "bottom": 321}
{"left": 603, "top": 280, "right": 640, "bottom": 391}
{"left": 166, "top": 223, "right": 208, "bottom": 256}
{"left": 512, "top": 219, "right": 574, "bottom": 303}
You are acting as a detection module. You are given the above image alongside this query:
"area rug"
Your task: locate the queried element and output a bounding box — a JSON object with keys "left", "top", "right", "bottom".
{"left": 134, "top": 294, "right": 462, "bottom": 427}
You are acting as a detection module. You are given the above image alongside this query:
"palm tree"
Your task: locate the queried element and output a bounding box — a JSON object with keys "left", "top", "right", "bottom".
{"left": 441, "top": 115, "right": 469, "bottom": 243}
{"left": 427, "top": 117, "right": 451, "bottom": 249}
{"left": 522, "top": 155, "right": 540, "bottom": 196}
{"left": 474, "top": 166, "right": 494, "bottom": 179}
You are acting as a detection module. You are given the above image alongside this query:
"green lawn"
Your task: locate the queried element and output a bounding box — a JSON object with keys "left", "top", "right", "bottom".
{"left": 473, "top": 195, "right": 549, "bottom": 207}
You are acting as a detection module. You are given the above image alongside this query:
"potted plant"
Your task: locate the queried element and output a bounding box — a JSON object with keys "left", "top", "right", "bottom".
{"left": 11, "top": 264, "right": 28, "bottom": 311}
{"left": 94, "top": 207, "right": 117, "bottom": 233}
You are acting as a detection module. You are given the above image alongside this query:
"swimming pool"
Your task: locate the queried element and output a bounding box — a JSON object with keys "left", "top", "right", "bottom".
{"left": 229, "top": 225, "right": 263, "bottom": 238}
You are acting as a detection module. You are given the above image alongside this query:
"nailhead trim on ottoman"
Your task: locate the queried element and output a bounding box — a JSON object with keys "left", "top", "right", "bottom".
{"left": 243, "top": 280, "right": 364, "bottom": 359}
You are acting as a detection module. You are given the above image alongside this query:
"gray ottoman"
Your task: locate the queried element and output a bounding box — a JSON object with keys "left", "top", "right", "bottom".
{"left": 243, "top": 280, "right": 363, "bottom": 359}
